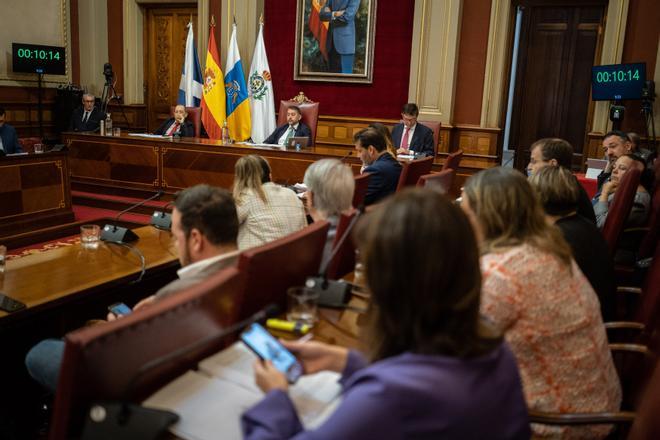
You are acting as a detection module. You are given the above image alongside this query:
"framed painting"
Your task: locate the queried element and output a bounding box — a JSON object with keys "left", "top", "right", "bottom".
{"left": 294, "top": 0, "right": 377, "bottom": 83}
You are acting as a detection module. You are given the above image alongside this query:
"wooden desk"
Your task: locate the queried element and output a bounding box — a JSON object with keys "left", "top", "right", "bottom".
{"left": 0, "top": 151, "right": 74, "bottom": 236}
{"left": 0, "top": 225, "right": 178, "bottom": 322}
{"left": 63, "top": 133, "right": 372, "bottom": 194}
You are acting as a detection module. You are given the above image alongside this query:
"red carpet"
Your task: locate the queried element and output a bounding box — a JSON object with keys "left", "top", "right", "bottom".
{"left": 72, "top": 190, "right": 171, "bottom": 208}
{"left": 73, "top": 205, "right": 153, "bottom": 224}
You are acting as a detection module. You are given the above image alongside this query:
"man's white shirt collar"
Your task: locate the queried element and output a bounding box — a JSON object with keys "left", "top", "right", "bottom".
{"left": 176, "top": 250, "right": 240, "bottom": 279}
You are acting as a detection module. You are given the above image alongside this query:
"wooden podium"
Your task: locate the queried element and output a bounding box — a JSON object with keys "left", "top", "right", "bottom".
{"left": 0, "top": 151, "right": 74, "bottom": 237}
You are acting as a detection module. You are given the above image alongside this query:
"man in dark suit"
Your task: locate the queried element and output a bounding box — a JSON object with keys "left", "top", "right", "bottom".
{"left": 154, "top": 104, "right": 195, "bottom": 137}
{"left": 69, "top": 93, "right": 104, "bottom": 132}
{"left": 355, "top": 127, "right": 402, "bottom": 206}
{"left": 0, "top": 107, "right": 23, "bottom": 154}
{"left": 263, "top": 105, "right": 312, "bottom": 145}
{"left": 391, "top": 103, "right": 435, "bottom": 157}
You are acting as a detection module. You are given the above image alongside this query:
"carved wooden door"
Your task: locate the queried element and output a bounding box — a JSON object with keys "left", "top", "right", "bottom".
{"left": 509, "top": 1, "right": 605, "bottom": 170}
{"left": 145, "top": 6, "right": 198, "bottom": 132}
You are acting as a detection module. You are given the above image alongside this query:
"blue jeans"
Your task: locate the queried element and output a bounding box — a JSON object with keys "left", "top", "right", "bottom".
{"left": 25, "top": 339, "right": 65, "bottom": 393}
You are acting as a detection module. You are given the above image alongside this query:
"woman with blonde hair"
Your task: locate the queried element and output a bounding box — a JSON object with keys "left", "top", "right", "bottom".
{"left": 232, "top": 155, "right": 306, "bottom": 249}
{"left": 461, "top": 167, "right": 621, "bottom": 439}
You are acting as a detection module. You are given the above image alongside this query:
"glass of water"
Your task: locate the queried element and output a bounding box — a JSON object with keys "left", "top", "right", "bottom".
{"left": 33, "top": 143, "right": 43, "bottom": 154}
{"left": 80, "top": 225, "right": 101, "bottom": 249}
{"left": 287, "top": 287, "right": 319, "bottom": 326}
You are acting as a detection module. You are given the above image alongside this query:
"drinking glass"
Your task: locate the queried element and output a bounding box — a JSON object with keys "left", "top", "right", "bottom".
{"left": 287, "top": 287, "right": 319, "bottom": 326}
{"left": 80, "top": 224, "right": 101, "bottom": 249}
{"left": 33, "top": 144, "right": 43, "bottom": 154}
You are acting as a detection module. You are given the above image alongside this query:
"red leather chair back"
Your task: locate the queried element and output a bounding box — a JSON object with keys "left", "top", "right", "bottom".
{"left": 416, "top": 169, "right": 455, "bottom": 194}
{"left": 629, "top": 360, "right": 660, "bottom": 440}
{"left": 277, "top": 100, "right": 320, "bottom": 145}
{"left": 18, "top": 137, "right": 42, "bottom": 153}
{"left": 638, "top": 188, "right": 660, "bottom": 259}
{"left": 442, "top": 149, "right": 463, "bottom": 171}
{"left": 635, "top": 242, "right": 660, "bottom": 337}
{"left": 352, "top": 173, "right": 370, "bottom": 208}
{"left": 49, "top": 268, "right": 244, "bottom": 440}
{"left": 170, "top": 106, "right": 201, "bottom": 137}
{"left": 602, "top": 168, "right": 642, "bottom": 252}
{"left": 237, "top": 221, "right": 329, "bottom": 319}
{"left": 396, "top": 156, "right": 434, "bottom": 191}
{"left": 325, "top": 209, "right": 358, "bottom": 280}
{"left": 418, "top": 120, "right": 441, "bottom": 156}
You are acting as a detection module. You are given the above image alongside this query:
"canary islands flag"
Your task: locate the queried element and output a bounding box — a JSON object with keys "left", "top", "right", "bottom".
{"left": 178, "top": 22, "right": 203, "bottom": 107}
{"left": 224, "top": 23, "right": 251, "bottom": 142}
{"left": 201, "top": 29, "right": 226, "bottom": 140}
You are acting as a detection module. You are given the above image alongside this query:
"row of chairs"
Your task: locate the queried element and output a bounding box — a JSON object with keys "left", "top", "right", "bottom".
{"left": 49, "top": 220, "right": 334, "bottom": 439}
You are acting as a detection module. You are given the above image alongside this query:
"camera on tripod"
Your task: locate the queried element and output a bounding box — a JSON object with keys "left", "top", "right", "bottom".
{"left": 103, "top": 63, "right": 114, "bottom": 86}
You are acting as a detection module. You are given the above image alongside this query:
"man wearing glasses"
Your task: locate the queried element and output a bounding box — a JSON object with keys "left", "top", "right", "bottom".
{"left": 391, "top": 103, "right": 435, "bottom": 157}
{"left": 69, "top": 93, "right": 103, "bottom": 132}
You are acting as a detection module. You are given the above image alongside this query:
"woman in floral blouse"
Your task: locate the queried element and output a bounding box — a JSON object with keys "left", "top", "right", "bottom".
{"left": 461, "top": 167, "right": 621, "bottom": 439}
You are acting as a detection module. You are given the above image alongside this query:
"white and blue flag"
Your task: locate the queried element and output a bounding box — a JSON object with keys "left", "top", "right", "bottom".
{"left": 178, "top": 22, "right": 203, "bottom": 107}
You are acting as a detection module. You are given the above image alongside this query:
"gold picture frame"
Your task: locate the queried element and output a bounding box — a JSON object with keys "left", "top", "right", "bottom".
{"left": 294, "top": 0, "right": 377, "bottom": 84}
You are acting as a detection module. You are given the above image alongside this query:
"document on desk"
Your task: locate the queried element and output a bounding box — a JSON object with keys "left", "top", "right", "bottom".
{"left": 143, "top": 342, "right": 342, "bottom": 440}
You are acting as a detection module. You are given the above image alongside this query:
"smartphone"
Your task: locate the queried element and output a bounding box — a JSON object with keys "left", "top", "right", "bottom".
{"left": 0, "top": 293, "right": 26, "bottom": 313}
{"left": 240, "top": 322, "right": 303, "bottom": 383}
{"left": 108, "top": 302, "right": 132, "bottom": 317}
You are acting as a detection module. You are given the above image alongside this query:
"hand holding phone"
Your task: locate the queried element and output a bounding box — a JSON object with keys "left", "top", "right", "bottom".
{"left": 107, "top": 302, "right": 132, "bottom": 317}
{"left": 241, "top": 323, "right": 303, "bottom": 383}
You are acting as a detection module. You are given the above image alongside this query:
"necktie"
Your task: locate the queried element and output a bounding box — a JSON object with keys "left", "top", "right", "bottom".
{"left": 285, "top": 126, "right": 295, "bottom": 144}
{"left": 401, "top": 127, "right": 410, "bottom": 151}
{"left": 166, "top": 121, "right": 180, "bottom": 136}
{"left": 82, "top": 111, "right": 89, "bottom": 124}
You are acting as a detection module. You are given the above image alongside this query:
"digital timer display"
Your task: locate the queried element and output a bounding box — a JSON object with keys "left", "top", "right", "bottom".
{"left": 591, "top": 63, "right": 646, "bottom": 101}
{"left": 12, "top": 43, "right": 66, "bottom": 75}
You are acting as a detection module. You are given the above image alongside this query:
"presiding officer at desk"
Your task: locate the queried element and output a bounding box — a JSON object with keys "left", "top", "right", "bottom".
{"left": 263, "top": 105, "right": 311, "bottom": 146}
{"left": 154, "top": 104, "right": 195, "bottom": 137}
{"left": 0, "top": 107, "right": 23, "bottom": 154}
{"left": 69, "top": 93, "right": 104, "bottom": 132}
{"left": 242, "top": 190, "right": 530, "bottom": 439}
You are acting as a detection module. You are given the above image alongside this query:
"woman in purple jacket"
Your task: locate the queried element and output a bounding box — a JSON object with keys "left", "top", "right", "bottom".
{"left": 242, "top": 189, "right": 531, "bottom": 439}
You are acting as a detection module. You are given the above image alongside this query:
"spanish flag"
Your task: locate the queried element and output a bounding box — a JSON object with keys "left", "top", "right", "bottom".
{"left": 201, "top": 27, "right": 226, "bottom": 140}
{"left": 224, "top": 23, "right": 251, "bottom": 142}
{"left": 309, "top": 0, "right": 329, "bottom": 62}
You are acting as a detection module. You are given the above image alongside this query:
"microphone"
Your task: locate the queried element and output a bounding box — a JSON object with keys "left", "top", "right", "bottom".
{"left": 306, "top": 206, "right": 365, "bottom": 308}
{"left": 340, "top": 151, "right": 353, "bottom": 162}
{"left": 101, "top": 191, "right": 164, "bottom": 243}
{"left": 150, "top": 201, "right": 173, "bottom": 231}
{"left": 121, "top": 303, "right": 280, "bottom": 401}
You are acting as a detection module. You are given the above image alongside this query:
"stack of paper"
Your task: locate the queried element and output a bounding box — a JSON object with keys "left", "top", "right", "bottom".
{"left": 143, "top": 342, "right": 342, "bottom": 440}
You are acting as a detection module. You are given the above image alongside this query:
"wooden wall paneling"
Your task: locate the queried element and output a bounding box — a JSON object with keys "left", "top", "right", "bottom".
{"left": 67, "top": 136, "right": 159, "bottom": 190}
{"left": 0, "top": 87, "right": 57, "bottom": 138}
{"left": 0, "top": 152, "right": 74, "bottom": 236}
{"left": 145, "top": 6, "right": 198, "bottom": 131}
{"left": 107, "top": 104, "right": 147, "bottom": 132}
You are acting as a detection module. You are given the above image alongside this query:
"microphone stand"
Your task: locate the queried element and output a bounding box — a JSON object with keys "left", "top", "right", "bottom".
{"left": 101, "top": 191, "right": 164, "bottom": 243}
{"left": 306, "top": 206, "right": 365, "bottom": 308}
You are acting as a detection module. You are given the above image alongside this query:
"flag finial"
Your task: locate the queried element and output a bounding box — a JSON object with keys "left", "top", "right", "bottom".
{"left": 210, "top": 14, "right": 216, "bottom": 27}
{"left": 259, "top": 13, "right": 264, "bottom": 25}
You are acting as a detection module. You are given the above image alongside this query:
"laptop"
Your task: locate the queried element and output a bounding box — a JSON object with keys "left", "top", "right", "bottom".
{"left": 286, "top": 137, "right": 309, "bottom": 150}
{"left": 585, "top": 158, "right": 608, "bottom": 179}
